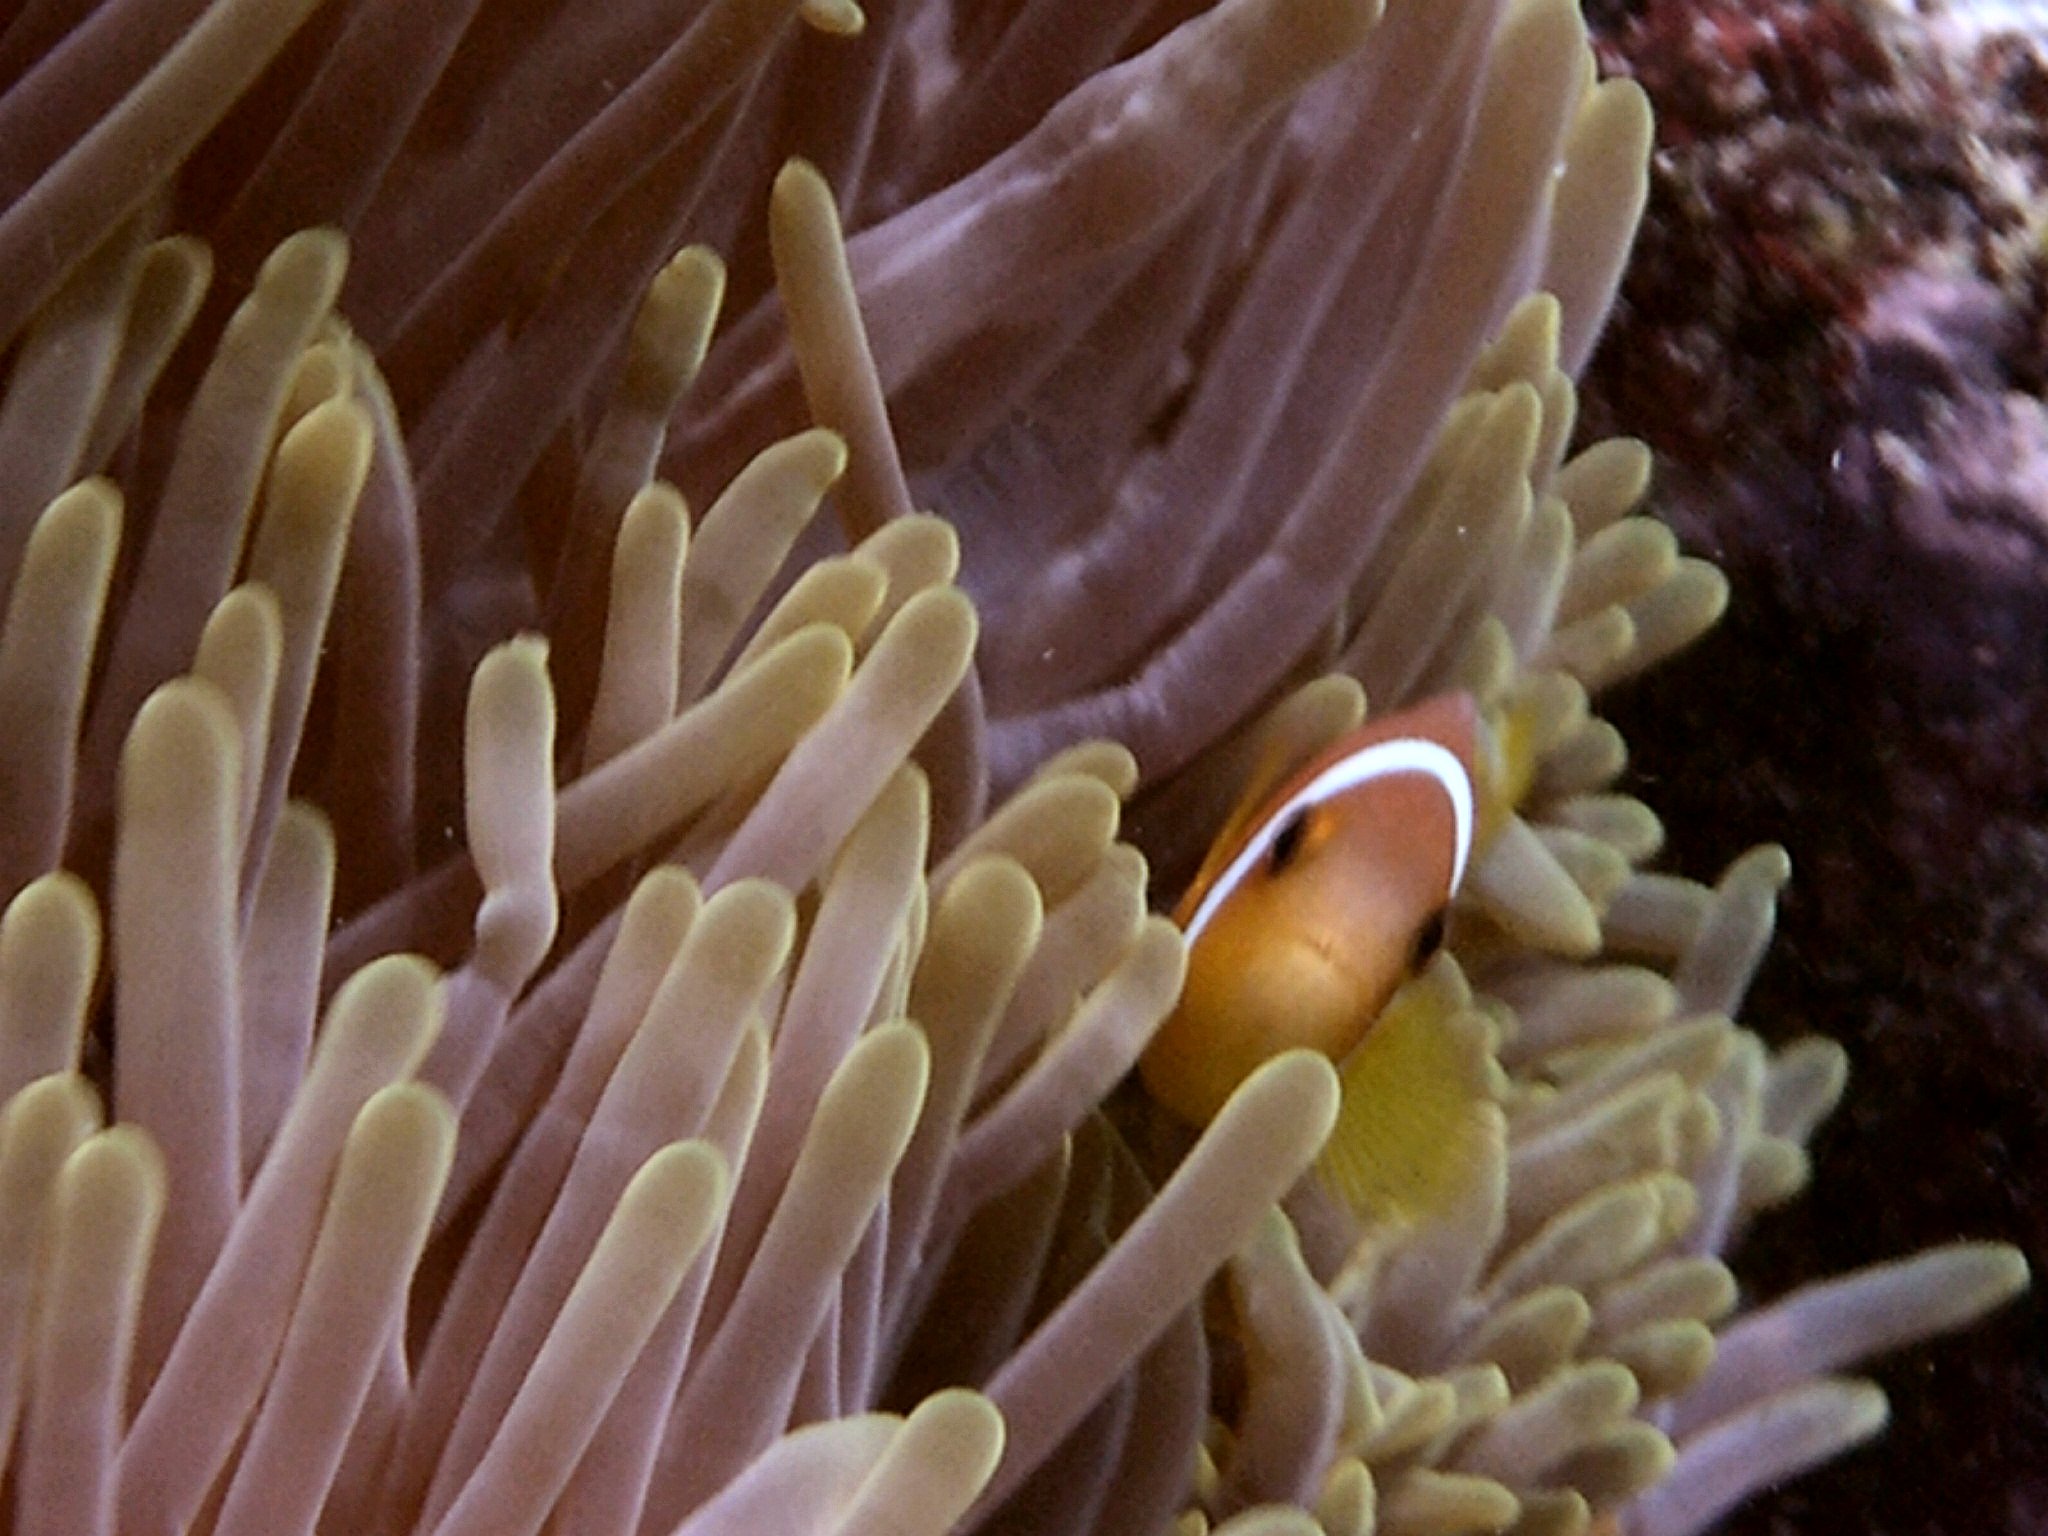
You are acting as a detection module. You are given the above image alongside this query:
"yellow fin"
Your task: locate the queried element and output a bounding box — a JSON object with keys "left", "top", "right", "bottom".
{"left": 1476, "top": 703, "right": 1536, "bottom": 851}
{"left": 1318, "top": 956, "right": 1501, "bottom": 1231}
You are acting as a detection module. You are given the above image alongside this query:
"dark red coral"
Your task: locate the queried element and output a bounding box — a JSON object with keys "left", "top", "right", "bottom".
{"left": 1583, "top": 0, "right": 2046, "bottom": 471}
{"left": 1580, "top": 2, "right": 2048, "bottom": 1533}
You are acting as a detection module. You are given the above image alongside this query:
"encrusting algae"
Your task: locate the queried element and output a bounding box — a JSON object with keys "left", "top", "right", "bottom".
{"left": 0, "top": 0, "right": 2029, "bottom": 1534}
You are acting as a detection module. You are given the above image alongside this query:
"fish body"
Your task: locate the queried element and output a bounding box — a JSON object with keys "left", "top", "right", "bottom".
{"left": 1142, "top": 693, "right": 1479, "bottom": 1127}
{"left": 1143, "top": 693, "right": 1498, "bottom": 1227}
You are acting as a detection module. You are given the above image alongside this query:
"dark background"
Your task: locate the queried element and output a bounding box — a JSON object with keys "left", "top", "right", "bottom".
{"left": 1581, "top": 1, "right": 2048, "bottom": 1531}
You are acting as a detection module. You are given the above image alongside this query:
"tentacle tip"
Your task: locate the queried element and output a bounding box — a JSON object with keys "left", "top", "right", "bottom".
{"left": 800, "top": 0, "right": 866, "bottom": 36}
{"left": 774, "top": 156, "right": 832, "bottom": 204}
{"left": 1736, "top": 844, "right": 1793, "bottom": 888}
{"left": 258, "top": 226, "right": 351, "bottom": 296}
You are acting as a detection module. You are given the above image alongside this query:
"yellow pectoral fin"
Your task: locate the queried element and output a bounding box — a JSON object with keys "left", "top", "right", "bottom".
{"left": 1316, "top": 958, "right": 1503, "bottom": 1231}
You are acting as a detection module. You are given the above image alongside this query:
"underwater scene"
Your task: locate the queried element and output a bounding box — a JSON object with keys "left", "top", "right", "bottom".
{"left": 0, "top": 0, "right": 2037, "bottom": 1533}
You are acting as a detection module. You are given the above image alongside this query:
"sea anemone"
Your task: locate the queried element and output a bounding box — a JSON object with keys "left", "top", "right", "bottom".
{"left": 0, "top": 0, "right": 2027, "bottom": 1533}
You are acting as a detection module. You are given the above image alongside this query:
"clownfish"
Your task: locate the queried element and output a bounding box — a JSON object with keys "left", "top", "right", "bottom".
{"left": 1141, "top": 693, "right": 1500, "bottom": 1229}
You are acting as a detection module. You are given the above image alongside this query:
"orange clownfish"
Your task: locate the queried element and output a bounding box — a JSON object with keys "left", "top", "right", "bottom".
{"left": 1141, "top": 693, "right": 1498, "bottom": 1228}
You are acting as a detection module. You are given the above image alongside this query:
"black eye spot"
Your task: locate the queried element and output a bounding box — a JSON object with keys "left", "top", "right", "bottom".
{"left": 1268, "top": 811, "right": 1308, "bottom": 873}
{"left": 1410, "top": 910, "right": 1448, "bottom": 968}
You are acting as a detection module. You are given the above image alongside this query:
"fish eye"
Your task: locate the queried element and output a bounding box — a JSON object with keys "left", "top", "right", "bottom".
{"left": 1267, "top": 810, "right": 1309, "bottom": 873}
{"left": 1410, "top": 910, "right": 1448, "bottom": 968}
